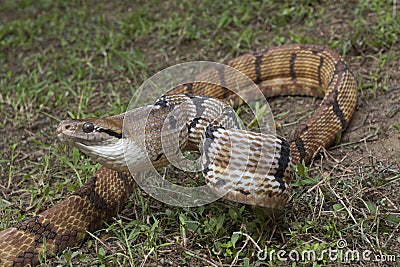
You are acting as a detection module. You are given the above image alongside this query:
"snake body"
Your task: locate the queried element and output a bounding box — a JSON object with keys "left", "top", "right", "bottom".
{"left": 0, "top": 44, "right": 357, "bottom": 266}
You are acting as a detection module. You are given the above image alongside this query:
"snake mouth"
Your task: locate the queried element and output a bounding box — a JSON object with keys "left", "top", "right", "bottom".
{"left": 56, "top": 128, "right": 84, "bottom": 146}
{"left": 56, "top": 130, "right": 75, "bottom": 145}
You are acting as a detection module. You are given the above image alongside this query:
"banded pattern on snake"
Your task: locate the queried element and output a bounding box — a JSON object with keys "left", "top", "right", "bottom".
{"left": 0, "top": 44, "right": 357, "bottom": 266}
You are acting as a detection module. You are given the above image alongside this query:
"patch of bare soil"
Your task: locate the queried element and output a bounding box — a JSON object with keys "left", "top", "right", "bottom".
{"left": 348, "top": 88, "right": 400, "bottom": 163}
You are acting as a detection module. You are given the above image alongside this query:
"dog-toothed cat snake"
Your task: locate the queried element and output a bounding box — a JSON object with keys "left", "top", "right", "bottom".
{"left": 0, "top": 44, "right": 357, "bottom": 266}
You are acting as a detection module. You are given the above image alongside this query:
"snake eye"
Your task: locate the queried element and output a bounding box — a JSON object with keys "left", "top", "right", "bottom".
{"left": 82, "top": 122, "right": 95, "bottom": 133}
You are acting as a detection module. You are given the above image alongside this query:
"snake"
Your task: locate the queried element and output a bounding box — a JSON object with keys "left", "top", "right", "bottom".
{"left": 0, "top": 44, "right": 357, "bottom": 266}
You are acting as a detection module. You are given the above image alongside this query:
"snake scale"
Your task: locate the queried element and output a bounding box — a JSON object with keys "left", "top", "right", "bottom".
{"left": 0, "top": 44, "right": 357, "bottom": 266}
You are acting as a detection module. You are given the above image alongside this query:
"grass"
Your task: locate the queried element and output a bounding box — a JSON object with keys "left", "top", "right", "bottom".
{"left": 1, "top": 0, "right": 399, "bottom": 266}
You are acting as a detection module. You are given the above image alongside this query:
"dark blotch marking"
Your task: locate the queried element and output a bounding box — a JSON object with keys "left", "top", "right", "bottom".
{"left": 328, "top": 60, "right": 350, "bottom": 88}
{"left": 334, "top": 60, "right": 348, "bottom": 74}
{"left": 74, "top": 176, "right": 108, "bottom": 212}
{"left": 239, "top": 189, "right": 250, "bottom": 196}
{"left": 289, "top": 123, "right": 308, "bottom": 162}
{"left": 254, "top": 54, "right": 263, "bottom": 84}
{"left": 155, "top": 153, "right": 163, "bottom": 161}
{"left": 192, "top": 96, "right": 207, "bottom": 118}
{"left": 202, "top": 140, "right": 212, "bottom": 175}
{"left": 154, "top": 98, "right": 168, "bottom": 108}
{"left": 223, "top": 87, "right": 230, "bottom": 99}
{"left": 326, "top": 89, "right": 347, "bottom": 129}
{"left": 214, "top": 66, "right": 230, "bottom": 99}
{"left": 188, "top": 117, "right": 201, "bottom": 133}
{"left": 184, "top": 83, "right": 194, "bottom": 94}
{"left": 325, "top": 60, "right": 349, "bottom": 129}
{"left": 216, "top": 65, "right": 227, "bottom": 88}
{"left": 205, "top": 125, "right": 225, "bottom": 140}
{"left": 275, "top": 137, "right": 291, "bottom": 191}
{"left": 294, "top": 137, "right": 307, "bottom": 161}
{"left": 215, "top": 179, "right": 226, "bottom": 186}
{"left": 318, "top": 56, "right": 324, "bottom": 87}
{"left": 117, "top": 171, "right": 131, "bottom": 188}
{"left": 324, "top": 60, "right": 351, "bottom": 129}
{"left": 118, "top": 171, "right": 127, "bottom": 180}
{"left": 202, "top": 146, "right": 212, "bottom": 175}
{"left": 333, "top": 101, "right": 347, "bottom": 129}
{"left": 289, "top": 53, "right": 297, "bottom": 80}
{"left": 96, "top": 128, "right": 122, "bottom": 139}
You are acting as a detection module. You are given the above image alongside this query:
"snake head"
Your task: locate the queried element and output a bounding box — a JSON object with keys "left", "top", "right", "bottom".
{"left": 57, "top": 115, "right": 123, "bottom": 145}
{"left": 57, "top": 114, "right": 129, "bottom": 171}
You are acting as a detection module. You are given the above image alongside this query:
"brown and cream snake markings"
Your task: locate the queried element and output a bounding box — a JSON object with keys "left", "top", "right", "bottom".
{"left": 0, "top": 44, "right": 357, "bottom": 266}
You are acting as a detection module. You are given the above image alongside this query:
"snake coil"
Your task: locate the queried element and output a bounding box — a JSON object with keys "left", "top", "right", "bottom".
{"left": 0, "top": 44, "right": 357, "bottom": 266}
